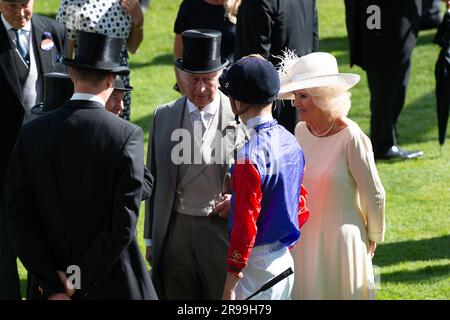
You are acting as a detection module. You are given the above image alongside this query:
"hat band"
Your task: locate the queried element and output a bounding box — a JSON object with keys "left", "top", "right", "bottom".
{"left": 182, "top": 59, "right": 223, "bottom": 72}
{"left": 74, "top": 59, "right": 121, "bottom": 69}
{"left": 290, "top": 71, "right": 340, "bottom": 83}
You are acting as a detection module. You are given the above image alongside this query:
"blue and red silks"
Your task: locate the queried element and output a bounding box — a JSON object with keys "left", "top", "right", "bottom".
{"left": 227, "top": 119, "right": 309, "bottom": 273}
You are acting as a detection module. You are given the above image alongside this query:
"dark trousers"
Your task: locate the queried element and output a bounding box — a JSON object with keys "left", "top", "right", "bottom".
{"left": 160, "top": 212, "right": 228, "bottom": 299}
{"left": 366, "top": 61, "right": 412, "bottom": 155}
{"left": 0, "top": 185, "right": 21, "bottom": 300}
{"left": 273, "top": 100, "right": 298, "bottom": 134}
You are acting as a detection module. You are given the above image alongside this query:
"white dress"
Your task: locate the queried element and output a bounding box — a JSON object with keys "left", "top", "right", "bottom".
{"left": 292, "top": 120, "right": 385, "bottom": 300}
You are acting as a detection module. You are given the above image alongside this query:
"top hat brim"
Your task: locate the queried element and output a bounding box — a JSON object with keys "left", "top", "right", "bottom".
{"left": 114, "top": 85, "right": 133, "bottom": 92}
{"left": 174, "top": 58, "right": 229, "bottom": 74}
{"left": 278, "top": 73, "right": 360, "bottom": 100}
{"left": 114, "top": 81, "right": 133, "bottom": 91}
{"left": 30, "top": 103, "right": 65, "bottom": 115}
{"left": 63, "top": 58, "right": 130, "bottom": 76}
{"left": 30, "top": 103, "right": 47, "bottom": 115}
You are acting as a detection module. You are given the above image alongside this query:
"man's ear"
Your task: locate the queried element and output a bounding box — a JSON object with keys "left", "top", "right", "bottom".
{"left": 68, "top": 67, "right": 75, "bottom": 82}
{"left": 233, "top": 99, "right": 243, "bottom": 113}
{"left": 106, "top": 74, "right": 116, "bottom": 89}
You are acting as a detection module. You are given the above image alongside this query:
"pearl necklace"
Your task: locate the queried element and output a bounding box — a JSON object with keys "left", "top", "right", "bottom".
{"left": 310, "top": 118, "right": 335, "bottom": 137}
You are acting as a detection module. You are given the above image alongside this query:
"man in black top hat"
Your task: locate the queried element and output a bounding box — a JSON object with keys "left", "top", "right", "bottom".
{"left": 0, "top": 0, "right": 67, "bottom": 300}
{"left": 7, "top": 30, "right": 157, "bottom": 300}
{"left": 106, "top": 78, "right": 133, "bottom": 116}
{"left": 144, "top": 29, "right": 245, "bottom": 299}
{"left": 30, "top": 75, "right": 153, "bottom": 205}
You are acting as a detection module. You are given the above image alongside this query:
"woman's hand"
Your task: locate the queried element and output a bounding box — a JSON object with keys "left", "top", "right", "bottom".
{"left": 121, "top": 0, "right": 145, "bottom": 53}
{"left": 120, "top": 0, "right": 144, "bottom": 28}
{"left": 369, "top": 240, "right": 377, "bottom": 259}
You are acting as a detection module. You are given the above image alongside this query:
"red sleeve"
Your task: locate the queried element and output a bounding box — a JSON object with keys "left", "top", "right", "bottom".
{"left": 298, "top": 184, "right": 310, "bottom": 229}
{"left": 226, "top": 160, "right": 262, "bottom": 273}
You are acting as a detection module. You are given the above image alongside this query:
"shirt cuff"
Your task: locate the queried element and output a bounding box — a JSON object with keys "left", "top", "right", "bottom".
{"left": 367, "top": 231, "right": 384, "bottom": 242}
{"left": 145, "top": 239, "right": 152, "bottom": 247}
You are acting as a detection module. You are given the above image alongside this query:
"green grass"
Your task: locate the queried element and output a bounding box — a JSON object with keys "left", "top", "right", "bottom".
{"left": 22, "top": 0, "right": 449, "bottom": 299}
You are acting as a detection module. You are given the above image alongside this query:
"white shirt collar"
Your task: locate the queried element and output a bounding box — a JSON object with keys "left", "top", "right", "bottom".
{"left": 1, "top": 14, "right": 31, "bottom": 32}
{"left": 70, "top": 93, "right": 106, "bottom": 107}
{"left": 186, "top": 94, "right": 220, "bottom": 116}
{"left": 247, "top": 114, "right": 274, "bottom": 128}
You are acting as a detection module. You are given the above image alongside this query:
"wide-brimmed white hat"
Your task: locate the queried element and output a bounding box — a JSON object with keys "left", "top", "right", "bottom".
{"left": 278, "top": 52, "right": 360, "bottom": 100}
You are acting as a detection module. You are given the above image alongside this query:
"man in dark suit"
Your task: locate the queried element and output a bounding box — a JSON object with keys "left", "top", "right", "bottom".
{"left": 0, "top": 0, "right": 67, "bottom": 300}
{"left": 7, "top": 31, "right": 157, "bottom": 300}
{"left": 344, "top": 0, "right": 424, "bottom": 160}
{"left": 235, "top": 0, "right": 319, "bottom": 133}
{"left": 105, "top": 79, "right": 154, "bottom": 202}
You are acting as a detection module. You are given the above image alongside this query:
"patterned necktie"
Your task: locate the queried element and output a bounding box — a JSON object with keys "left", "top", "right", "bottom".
{"left": 193, "top": 110, "right": 206, "bottom": 141}
{"left": 14, "top": 29, "right": 30, "bottom": 67}
{"left": 198, "top": 110, "right": 207, "bottom": 132}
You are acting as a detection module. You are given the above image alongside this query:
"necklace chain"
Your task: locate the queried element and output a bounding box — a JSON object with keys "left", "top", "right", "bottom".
{"left": 310, "top": 118, "right": 335, "bottom": 137}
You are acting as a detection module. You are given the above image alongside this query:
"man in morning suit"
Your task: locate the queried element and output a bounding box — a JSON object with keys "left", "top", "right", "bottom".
{"left": 6, "top": 31, "right": 157, "bottom": 300}
{"left": 144, "top": 29, "right": 244, "bottom": 299}
{"left": 234, "top": 0, "right": 319, "bottom": 134}
{"left": 344, "top": 0, "right": 424, "bottom": 160}
{"left": 0, "top": 0, "right": 67, "bottom": 300}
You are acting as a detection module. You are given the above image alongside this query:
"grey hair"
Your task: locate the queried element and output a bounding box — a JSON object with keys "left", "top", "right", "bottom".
{"left": 180, "top": 68, "right": 223, "bottom": 80}
{"left": 304, "top": 85, "right": 352, "bottom": 118}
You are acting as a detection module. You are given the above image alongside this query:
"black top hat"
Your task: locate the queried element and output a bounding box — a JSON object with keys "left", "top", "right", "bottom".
{"left": 31, "top": 73, "right": 74, "bottom": 115}
{"left": 114, "top": 78, "right": 133, "bottom": 91}
{"left": 219, "top": 56, "right": 280, "bottom": 105}
{"left": 63, "top": 31, "right": 129, "bottom": 76}
{"left": 175, "top": 29, "right": 229, "bottom": 74}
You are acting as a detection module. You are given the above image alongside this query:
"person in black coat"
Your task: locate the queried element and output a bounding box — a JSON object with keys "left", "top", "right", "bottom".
{"left": 105, "top": 78, "right": 154, "bottom": 202}
{"left": 234, "top": 0, "right": 319, "bottom": 133}
{"left": 344, "top": 0, "right": 424, "bottom": 160}
{"left": 6, "top": 31, "right": 157, "bottom": 300}
{"left": 0, "top": 0, "right": 67, "bottom": 300}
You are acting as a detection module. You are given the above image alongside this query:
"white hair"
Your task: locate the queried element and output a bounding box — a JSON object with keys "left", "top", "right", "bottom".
{"left": 304, "top": 85, "right": 352, "bottom": 118}
{"left": 180, "top": 68, "right": 223, "bottom": 80}
{"left": 224, "top": 0, "right": 242, "bottom": 24}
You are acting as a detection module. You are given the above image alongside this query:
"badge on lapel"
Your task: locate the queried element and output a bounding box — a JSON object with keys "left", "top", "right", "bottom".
{"left": 40, "top": 31, "right": 54, "bottom": 51}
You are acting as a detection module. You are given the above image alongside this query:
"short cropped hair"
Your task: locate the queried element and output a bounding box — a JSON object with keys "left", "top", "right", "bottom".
{"left": 70, "top": 68, "right": 110, "bottom": 85}
{"left": 304, "top": 85, "right": 352, "bottom": 118}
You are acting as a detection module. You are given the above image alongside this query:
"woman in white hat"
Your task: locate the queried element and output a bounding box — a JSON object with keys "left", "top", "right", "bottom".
{"left": 278, "top": 52, "right": 386, "bottom": 299}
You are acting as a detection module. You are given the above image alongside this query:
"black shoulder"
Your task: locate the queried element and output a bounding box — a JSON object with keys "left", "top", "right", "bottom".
{"left": 33, "top": 15, "right": 66, "bottom": 34}
{"left": 101, "top": 110, "right": 143, "bottom": 139}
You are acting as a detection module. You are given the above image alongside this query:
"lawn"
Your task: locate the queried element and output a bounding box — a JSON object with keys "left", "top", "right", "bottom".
{"left": 21, "top": 0, "right": 449, "bottom": 300}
